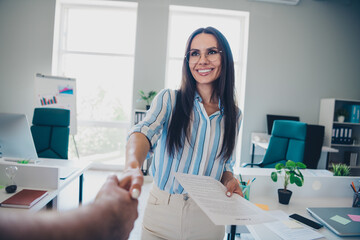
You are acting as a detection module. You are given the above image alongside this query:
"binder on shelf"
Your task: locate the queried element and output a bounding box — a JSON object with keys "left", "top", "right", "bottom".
{"left": 348, "top": 128, "right": 353, "bottom": 144}
{"left": 332, "top": 126, "right": 353, "bottom": 145}
{"left": 339, "top": 127, "right": 344, "bottom": 144}
{"left": 344, "top": 128, "right": 348, "bottom": 144}
{"left": 335, "top": 127, "right": 339, "bottom": 144}
{"left": 134, "top": 111, "right": 146, "bottom": 125}
{"left": 350, "top": 105, "right": 360, "bottom": 123}
{"left": 349, "top": 153, "right": 358, "bottom": 166}
{"left": 347, "top": 127, "right": 353, "bottom": 144}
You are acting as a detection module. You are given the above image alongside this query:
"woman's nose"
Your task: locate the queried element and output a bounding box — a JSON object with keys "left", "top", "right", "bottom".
{"left": 198, "top": 53, "right": 209, "bottom": 64}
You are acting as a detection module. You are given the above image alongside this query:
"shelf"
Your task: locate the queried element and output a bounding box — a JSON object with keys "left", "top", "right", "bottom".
{"left": 331, "top": 144, "right": 360, "bottom": 148}
{"left": 333, "top": 121, "right": 360, "bottom": 126}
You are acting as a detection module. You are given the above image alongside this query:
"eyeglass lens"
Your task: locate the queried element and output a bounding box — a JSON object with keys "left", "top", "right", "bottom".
{"left": 186, "top": 49, "right": 221, "bottom": 63}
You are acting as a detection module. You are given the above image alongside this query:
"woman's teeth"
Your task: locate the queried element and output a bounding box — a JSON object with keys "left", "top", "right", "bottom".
{"left": 198, "top": 69, "right": 211, "bottom": 73}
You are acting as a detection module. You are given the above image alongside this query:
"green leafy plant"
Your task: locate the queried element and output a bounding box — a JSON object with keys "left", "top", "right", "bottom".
{"left": 271, "top": 160, "right": 307, "bottom": 190}
{"left": 335, "top": 108, "right": 349, "bottom": 119}
{"left": 332, "top": 163, "right": 350, "bottom": 176}
{"left": 139, "top": 90, "right": 157, "bottom": 106}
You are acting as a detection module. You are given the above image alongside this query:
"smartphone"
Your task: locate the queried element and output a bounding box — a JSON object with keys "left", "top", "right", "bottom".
{"left": 289, "top": 213, "right": 323, "bottom": 229}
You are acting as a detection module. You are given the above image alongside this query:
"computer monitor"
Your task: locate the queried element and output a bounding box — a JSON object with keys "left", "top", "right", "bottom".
{"left": 266, "top": 114, "right": 300, "bottom": 135}
{"left": 0, "top": 113, "right": 38, "bottom": 161}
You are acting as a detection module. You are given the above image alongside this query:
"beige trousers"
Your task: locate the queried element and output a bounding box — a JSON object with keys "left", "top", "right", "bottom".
{"left": 141, "top": 184, "right": 225, "bottom": 240}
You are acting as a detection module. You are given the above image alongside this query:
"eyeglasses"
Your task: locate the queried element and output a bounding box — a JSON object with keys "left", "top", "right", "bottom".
{"left": 185, "top": 49, "right": 222, "bottom": 64}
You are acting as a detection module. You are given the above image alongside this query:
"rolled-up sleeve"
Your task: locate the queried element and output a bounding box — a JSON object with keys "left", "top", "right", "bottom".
{"left": 224, "top": 109, "right": 243, "bottom": 173}
{"left": 129, "top": 89, "right": 173, "bottom": 150}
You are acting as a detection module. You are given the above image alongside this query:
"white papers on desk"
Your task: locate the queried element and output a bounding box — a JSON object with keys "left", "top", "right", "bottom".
{"left": 264, "top": 221, "right": 323, "bottom": 240}
{"left": 174, "top": 173, "right": 275, "bottom": 226}
{"left": 261, "top": 210, "right": 323, "bottom": 240}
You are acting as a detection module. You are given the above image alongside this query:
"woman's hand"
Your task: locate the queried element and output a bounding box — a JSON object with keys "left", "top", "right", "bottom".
{"left": 221, "top": 171, "right": 243, "bottom": 197}
{"left": 119, "top": 165, "right": 144, "bottom": 199}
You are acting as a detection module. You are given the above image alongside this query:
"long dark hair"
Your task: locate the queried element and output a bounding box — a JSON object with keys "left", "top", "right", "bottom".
{"left": 167, "top": 27, "right": 237, "bottom": 161}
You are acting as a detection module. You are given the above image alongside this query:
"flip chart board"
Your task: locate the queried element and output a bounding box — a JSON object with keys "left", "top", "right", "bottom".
{"left": 34, "top": 73, "right": 77, "bottom": 134}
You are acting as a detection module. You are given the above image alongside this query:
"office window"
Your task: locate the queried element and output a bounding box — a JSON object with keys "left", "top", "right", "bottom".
{"left": 53, "top": 1, "right": 137, "bottom": 166}
{"left": 166, "top": 5, "right": 249, "bottom": 166}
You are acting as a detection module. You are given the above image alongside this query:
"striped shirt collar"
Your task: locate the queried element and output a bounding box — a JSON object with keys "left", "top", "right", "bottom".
{"left": 194, "top": 91, "right": 224, "bottom": 115}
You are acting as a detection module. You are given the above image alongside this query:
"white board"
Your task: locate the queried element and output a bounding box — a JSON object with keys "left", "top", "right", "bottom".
{"left": 34, "top": 73, "right": 77, "bottom": 135}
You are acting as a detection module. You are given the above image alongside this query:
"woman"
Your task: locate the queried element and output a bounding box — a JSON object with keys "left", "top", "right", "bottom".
{"left": 123, "top": 26, "right": 243, "bottom": 240}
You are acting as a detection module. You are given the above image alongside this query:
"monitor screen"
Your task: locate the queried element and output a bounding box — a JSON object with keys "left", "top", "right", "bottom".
{"left": 266, "top": 114, "right": 300, "bottom": 135}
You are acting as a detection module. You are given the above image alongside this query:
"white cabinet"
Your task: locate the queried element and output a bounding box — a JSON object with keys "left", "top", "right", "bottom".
{"left": 319, "top": 98, "right": 360, "bottom": 170}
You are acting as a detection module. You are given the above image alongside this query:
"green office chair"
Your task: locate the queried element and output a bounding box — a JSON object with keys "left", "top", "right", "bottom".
{"left": 243, "top": 120, "right": 307, "bottom": 168}
{"left": 31, "top": 108, "right": 70, "bottom": 159}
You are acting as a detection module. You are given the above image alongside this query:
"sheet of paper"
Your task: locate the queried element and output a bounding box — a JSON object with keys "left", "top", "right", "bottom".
{"left": 264, "top": 221, "right": 323, "bottom": 240}
{"left": 348, "top": 214, "right": 360, "bottom": 222}
{"left": 330, "top": 215, "right": 351, "bottom": 225}
{"left": 267, "top": 210, "right": 289, "bottom": 221}
{"left": 174, "top": 173, "right": 275, "bottom": 225}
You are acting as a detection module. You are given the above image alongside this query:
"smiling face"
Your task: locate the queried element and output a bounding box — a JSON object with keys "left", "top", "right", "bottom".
{"left": 188, "top": 33, "right": 222, "bottom": 87}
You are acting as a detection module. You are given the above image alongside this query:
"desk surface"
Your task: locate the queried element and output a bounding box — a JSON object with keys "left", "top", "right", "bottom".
{"left": 247, "top": 197, "right": 356, "bottom": 240}
{"left": 0, "top": 158, "right": 91, "bottom": 212}
{"left": 232, "top": 168, "right": 360, "bottom": 240}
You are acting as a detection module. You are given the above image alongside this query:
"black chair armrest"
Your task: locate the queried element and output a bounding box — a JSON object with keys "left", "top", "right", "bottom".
{"left": 242, "top": 163, "right": 262, "bottom": 168}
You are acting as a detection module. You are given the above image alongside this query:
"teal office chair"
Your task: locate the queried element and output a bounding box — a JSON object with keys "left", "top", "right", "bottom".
{"left": 31, "top": 108, "right": 70, "bottom": 159}
{"left": 243, "top": 120, "right": 307, "bottom": 168}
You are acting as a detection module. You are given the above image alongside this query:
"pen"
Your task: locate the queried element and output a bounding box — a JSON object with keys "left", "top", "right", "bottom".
{"left": 247, "top": 179, "right": 250, "bottom": 186}
{"left": 350, "top": 183, "right": 356, "bottom": 193}
{"left": 250, "top": 178, "right": 256, "bottom": 184}
{"left": 239, "top": 174, "right": 243, "bottom": 183}
{"left": 351, "top": 182, "right": 356, "bottom": 192}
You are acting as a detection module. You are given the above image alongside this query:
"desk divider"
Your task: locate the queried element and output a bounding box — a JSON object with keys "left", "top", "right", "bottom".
{"left": 0, "top": 161, "right": 59, "bottom": 189}
{"left": 238, "top": 168, "right": 360, "bottom": 198}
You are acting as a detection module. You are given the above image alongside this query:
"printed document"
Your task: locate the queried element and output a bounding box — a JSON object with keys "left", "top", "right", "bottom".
{"left": 174, "top": 173, "right": 276, "bottom": 225}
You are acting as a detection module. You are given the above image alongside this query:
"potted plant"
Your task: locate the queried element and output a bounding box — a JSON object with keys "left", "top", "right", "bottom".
{"left": 335, "top": 108, "right": 349, "bottom": 123}
{"left": 332, "top": 163, "right": 350, "bottom": 176}
{"left": 139, "top": 90, "right": 157, "bottom": 110}
{"left": 271, "top": 160, "right": 307, "bottom": 205}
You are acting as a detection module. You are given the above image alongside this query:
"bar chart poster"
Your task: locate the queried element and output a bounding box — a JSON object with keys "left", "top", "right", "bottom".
{"left": 34, "top": 73, "right": 77, "bottom": 135}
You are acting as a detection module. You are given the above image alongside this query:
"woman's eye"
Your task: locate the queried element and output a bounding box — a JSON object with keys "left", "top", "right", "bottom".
{"left": 190, "top": 51, "right": 200, "bottom": 56}
{"left": 208, "top": 50, "right": 218, "bottom": 55}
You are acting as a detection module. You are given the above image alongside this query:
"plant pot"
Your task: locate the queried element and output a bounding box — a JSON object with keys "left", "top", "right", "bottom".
{"left": 337, "top": 115, "right": 345, "bottom": 123}
{"left": 278, "top": 189, "right": 292, "bottom": 205}
{"left": 146, "top": 105, "right": 150, "bottom": 110}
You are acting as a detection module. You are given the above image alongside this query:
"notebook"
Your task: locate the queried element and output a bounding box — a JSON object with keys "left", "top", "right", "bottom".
{"left": 0, "top": 113, "right": 39, "bottom": 163}
{"left": 0, "top": 189, "right": 48, "bottom": 208}
{"left": 307, "top": 207, "right": 360, "bottom": 237}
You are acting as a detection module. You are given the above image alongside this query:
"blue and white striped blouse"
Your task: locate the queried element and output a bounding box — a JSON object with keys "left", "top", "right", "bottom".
{"left": 129, "top": 89, "right": 242, "bottom": 194}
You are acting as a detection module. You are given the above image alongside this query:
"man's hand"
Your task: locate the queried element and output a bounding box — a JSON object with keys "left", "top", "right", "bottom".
{"left": 94, "top": 175, "right": 139, "bottom": 240}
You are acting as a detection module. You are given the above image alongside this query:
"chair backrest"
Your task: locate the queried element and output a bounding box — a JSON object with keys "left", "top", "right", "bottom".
{"left": 31, "top": 108, "right": 70, "bottom": 159}
{"left": 303, "top": 124, "right": 325, "bottom": 169}
{"left": 261, "top": 120, "right": 307, "bottom": 168}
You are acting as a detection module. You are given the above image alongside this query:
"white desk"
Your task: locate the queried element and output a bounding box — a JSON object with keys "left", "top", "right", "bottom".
{"left": 250, "top": 132, "right": 339, "bottom": 169}
{"left": 227, "top": 168, "right": 360, "bottom": 240}
{"left": 0, "top": 158, "right": 92, "bottom": 212}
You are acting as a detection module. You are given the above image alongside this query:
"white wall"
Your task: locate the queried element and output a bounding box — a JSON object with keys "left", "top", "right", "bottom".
{"left": 1, "top": 0, "right": 359, "bottom": 165}
{"left": 0, "top": 0, "right": 55, "bottom": 120}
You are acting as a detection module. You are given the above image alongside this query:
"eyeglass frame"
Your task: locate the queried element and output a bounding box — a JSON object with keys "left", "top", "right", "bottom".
{"left": 184, "top": 49, "right": 223, "bottom": 64}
